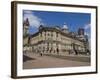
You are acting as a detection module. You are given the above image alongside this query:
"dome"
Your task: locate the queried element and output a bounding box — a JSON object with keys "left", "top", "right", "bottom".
{"left": 62, "top": 23, "right": 68, "bottom": 30}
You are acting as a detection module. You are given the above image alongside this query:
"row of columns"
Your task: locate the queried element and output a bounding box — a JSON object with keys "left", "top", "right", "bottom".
{"left": 32, "top": 42, "right": 85, "bottom": 54}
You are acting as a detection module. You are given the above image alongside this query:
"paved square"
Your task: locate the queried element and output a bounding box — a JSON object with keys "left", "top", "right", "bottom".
{"left": 23, "top": 53, "right": 90, "bottom": 69}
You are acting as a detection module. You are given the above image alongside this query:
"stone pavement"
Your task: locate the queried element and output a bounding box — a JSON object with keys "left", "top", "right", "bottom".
{"left": 23, "top": 53, "right": 90, "bottom": 69}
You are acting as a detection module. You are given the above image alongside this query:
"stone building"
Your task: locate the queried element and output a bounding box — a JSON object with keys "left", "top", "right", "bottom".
{"left": 23, "top": 18, "right": 31, "bottom": 53}
{"left": 23, "top": 18, "right": 90, "bottom": 55}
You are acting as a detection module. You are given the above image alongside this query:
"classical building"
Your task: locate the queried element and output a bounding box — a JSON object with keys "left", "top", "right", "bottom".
{"left": 23, "top": 18, "right": 90, "bottom": 55}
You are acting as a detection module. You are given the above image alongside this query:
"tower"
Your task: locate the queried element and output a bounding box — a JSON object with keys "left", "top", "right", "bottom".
{"left": 77, "top": 28, "right": 86, "bottom": 40}
{"left": 39, "top": 25, "right": 43, "bottom": 30}
{"left": 23, "top": 18, "right": 30, "bottom": 36}
{"left": 78, "top": 28, "right": 84, "bottom": 36}
{"left": 62, "top": 23, "right": 69, "bottom": 33}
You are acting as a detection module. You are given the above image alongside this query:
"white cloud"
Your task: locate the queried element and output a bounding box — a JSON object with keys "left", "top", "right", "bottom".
{"left": 84, "top": 23, "right": 91, "bottom": 30}
{"left": 24, "top": 10, "right": 33, "bottom": 14}
{"left": 23, "top": 10, "right": 43, "bottom": 28}
{"left": 85, "top": 32, "right": 89, "bottom": 36}
{"left": 84, "top": 23, "right": 91, "bottom": 38}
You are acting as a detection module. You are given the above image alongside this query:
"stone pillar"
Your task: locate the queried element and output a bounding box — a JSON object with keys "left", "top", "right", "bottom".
{"left": 53, "top": 32, "right": 56, "bottom": 40}
{"left": 42, "top": 31, "right": 45, "bottom": 40}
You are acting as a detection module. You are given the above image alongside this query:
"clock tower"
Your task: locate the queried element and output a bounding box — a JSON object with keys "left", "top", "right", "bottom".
{"left": 23, "top": 18, "right": 30, "bottom": 36}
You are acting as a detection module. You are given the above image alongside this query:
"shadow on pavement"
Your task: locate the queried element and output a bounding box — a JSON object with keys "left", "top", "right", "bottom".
{"left": 23, "top": 55, "right": 36, "bottom": 62}
{"left": 44, "top": 54, "right": 90, "bottom": 62}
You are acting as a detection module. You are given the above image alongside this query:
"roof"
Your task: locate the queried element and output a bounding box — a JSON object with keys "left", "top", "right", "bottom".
{"left": 30, "top": 26, "right": 85, "bottom": 42}
{"left": 23, "top": 18, "right": 30, "bottom": 26}
{"left": 62, "top": 23, "right": 68, "bottom": 30}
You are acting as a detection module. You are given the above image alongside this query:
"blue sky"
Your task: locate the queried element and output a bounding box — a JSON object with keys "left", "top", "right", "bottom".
{"left": 23, "top": 10, "right": 91, "bottom": 37}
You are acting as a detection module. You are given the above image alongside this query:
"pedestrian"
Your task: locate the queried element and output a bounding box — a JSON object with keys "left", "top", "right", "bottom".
{"left": 40, "top": 50, "right": 43, "bottom": 56}
{"left": 57, "top": 48, "right": 59, "bottom": 54}
{"left": 75, "top": 49, "right": 78, "bottom": 55}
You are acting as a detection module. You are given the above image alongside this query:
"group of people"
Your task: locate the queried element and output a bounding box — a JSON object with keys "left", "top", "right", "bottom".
{"left": 68, "top": 49, "right": 90, "bottom": 55}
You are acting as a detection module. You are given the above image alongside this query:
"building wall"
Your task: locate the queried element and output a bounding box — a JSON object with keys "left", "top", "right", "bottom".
{"left": 23, "top": 36, "right": 29, "bottom": 46}
{"left": 30, "top": 29, "right": 86, "bottom": 55}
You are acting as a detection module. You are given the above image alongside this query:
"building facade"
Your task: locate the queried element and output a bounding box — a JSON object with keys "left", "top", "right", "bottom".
{"left": 23, "top": 18, "right": 90, "bottom": 55}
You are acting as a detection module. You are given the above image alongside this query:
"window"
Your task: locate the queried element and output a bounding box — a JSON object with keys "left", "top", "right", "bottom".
{"left": 56, "top": 33, "right": 58, "bottom": 37}
{"left": 48, "top": 33, "right": 50, "bottom": 36}
{"left": 51, "top": 32, "right": 53, "bottom": 37}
